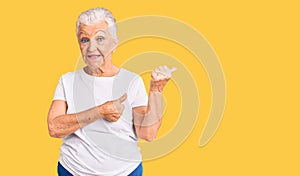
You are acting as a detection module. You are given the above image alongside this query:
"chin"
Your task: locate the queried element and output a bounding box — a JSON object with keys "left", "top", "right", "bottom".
{"left": 86, "top": 61, "right": 103, "bottom": 68}
{"left": 85, "top": 57, "right": 102, "bottom": 64}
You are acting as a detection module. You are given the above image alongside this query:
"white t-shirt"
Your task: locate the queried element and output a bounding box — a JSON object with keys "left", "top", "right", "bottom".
{"left": 53, "top": 68, "right": 148, "bottom": 176}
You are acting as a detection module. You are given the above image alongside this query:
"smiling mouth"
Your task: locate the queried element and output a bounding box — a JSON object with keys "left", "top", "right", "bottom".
{"left": 87, "top": 54, "right": 102, "bottom": 60}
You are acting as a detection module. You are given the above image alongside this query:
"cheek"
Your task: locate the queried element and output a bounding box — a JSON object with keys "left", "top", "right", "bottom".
{"left": 101, "top": 41, "right": 115, "bottom": 51}
{"left": 80, "top": 44, "right": 87, "bottom": 53}
{"left": 97, "top": 44, "right": 106, "bottom": 51}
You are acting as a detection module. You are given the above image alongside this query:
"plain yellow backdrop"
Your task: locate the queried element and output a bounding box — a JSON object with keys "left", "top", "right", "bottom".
{"left": 0, "top": 0, "right": 299, "bottom": 175}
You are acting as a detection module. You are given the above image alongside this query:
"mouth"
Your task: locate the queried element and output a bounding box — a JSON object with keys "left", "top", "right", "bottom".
{"left": 87, "top": 54, "right": 102, "bottom": 60}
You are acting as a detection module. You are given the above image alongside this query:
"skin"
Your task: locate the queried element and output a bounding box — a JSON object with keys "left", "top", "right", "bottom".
{"left": 47, "top": 20, "right": 174, "bottom": 141}
{"left": 78, "top": 20, "right": 118, "bottom": 76}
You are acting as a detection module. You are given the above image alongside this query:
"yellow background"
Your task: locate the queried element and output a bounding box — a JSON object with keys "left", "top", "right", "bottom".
{"left": 1, "top": 0, "right": 299, "bottom": 175}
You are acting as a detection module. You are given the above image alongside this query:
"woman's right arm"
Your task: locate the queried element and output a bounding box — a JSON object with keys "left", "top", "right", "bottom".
{"left": 47, "top": 100, "right": 98, "bottom": 138}
{"left": 47, "top": 94, "right": 127, "bottom": 138}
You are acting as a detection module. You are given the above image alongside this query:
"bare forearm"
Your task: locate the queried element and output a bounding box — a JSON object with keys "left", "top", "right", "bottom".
{"left": 48, "top": 95, "right": 126, "bottom": 138}
{"left": 134, "top": 65, "right": 176, "bottom": 141}
{"left": 49, "top": 107, "right": 101, "bottom": 138}
{"left": 142, "top": 92, "right": 163, "bottom": 126}
{"left": 134, "top": 91, "right": 163, "bottom": 141}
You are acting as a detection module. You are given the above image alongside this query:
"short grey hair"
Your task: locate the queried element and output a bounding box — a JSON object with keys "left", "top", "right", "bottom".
{"left": 76, "top": 8, "right": 118, "bottom": 41}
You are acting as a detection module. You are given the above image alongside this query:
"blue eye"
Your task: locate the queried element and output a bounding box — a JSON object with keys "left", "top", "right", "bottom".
{"left": 97, "top": 37, "right": 104, "bottom": 42}
{"left": 81, "top": 38, "right": 89, "bottom": 43}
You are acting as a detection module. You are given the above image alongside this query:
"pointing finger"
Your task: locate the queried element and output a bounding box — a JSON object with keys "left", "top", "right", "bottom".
{"left": 118, "top": 93, "right": 127, "bottom": 103}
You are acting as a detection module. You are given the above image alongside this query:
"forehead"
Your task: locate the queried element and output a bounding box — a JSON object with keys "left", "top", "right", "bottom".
{"left": 78, "top": 20, "right": 109, "bottom": 36}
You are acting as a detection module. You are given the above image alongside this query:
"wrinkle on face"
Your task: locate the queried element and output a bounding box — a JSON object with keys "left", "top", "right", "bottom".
{"left": 77, "top": 20, "right": 117, "bottom": 70}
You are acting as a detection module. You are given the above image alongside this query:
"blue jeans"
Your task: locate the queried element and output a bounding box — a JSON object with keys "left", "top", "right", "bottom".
{"left": 57, "top": 162, "right": 143, "bottom": 176}
{"left": 128, "top": 163, "right": 143, "bottom": 176}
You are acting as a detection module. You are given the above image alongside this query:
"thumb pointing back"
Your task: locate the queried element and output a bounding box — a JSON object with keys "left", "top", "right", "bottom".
{"left": 170, "top": 67, "right": 177, "bottom": 73}
{"left": 118, "top": 93, "right": 127, "bottom": 103}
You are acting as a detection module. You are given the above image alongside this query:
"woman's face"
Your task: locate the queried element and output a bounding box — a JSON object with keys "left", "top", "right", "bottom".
{"left": 77, "top": 20, "right": 117, "bottom": 68}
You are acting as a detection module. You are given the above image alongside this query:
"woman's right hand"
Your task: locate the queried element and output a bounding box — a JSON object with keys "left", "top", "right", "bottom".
{"left": 98, "top": 93, "right": 127, "bottom": 122}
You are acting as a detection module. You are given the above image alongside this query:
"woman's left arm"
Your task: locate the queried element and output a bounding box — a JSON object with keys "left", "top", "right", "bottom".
{"left": 133, "top": 66, "right": 176, "bottom": 142}
{"left": 133, "top": 90, "right": 163, "bottom": 142}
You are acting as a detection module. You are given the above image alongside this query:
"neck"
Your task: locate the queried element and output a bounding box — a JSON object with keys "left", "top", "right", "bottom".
{"left": 84, "top": 63, "right": 119, "bottom": 77}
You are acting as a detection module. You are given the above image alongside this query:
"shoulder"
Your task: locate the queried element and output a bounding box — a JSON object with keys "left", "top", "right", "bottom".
{"left": 59, "top": 69, "right": 82, "bottom": 80}
{"left": 118, "top": 68, "right": 144, "bottom": 84}
{"left": 119, "top": 68, "right": 140, "bottom": 78}
{"left": 118, "top": 68, "right": 147, "bottom": 92}
{"left": 57, "top": 69, "right": 83, "bottom": 87}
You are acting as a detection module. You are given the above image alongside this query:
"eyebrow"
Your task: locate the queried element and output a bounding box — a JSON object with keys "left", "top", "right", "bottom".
{"left": 94, "top": 30, "right": 106, "bottom": 35}
{"left": 78, "top": 31, "right": 88, "bottom": 37}
{"left": 78, "top": 29, "right": 106, "bottom": 37}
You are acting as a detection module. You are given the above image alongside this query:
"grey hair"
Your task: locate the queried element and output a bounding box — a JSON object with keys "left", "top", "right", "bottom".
{"left": 76, "top": 8, "right": 118, "bottom": 42}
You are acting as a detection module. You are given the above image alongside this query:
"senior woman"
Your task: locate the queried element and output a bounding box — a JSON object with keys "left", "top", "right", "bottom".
{"left": 48, "top": 8, "right": 176, "bottom": 176}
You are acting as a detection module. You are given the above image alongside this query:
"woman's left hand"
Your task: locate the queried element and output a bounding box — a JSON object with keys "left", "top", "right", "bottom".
{"left": 150, "top": 65, "right": 176, "bottom": 92}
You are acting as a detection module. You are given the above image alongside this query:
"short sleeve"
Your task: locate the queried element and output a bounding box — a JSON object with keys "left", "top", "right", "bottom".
{"left": 130, "top": 76, "right": 148, "bottom": 107}
{"left": 53, "top": 76, "right": 66, "bottom": 101}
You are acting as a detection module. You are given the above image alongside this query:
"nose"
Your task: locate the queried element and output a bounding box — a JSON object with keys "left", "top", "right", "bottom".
{"left": 87, "top": 39, "right": 97, "bottom": 52}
